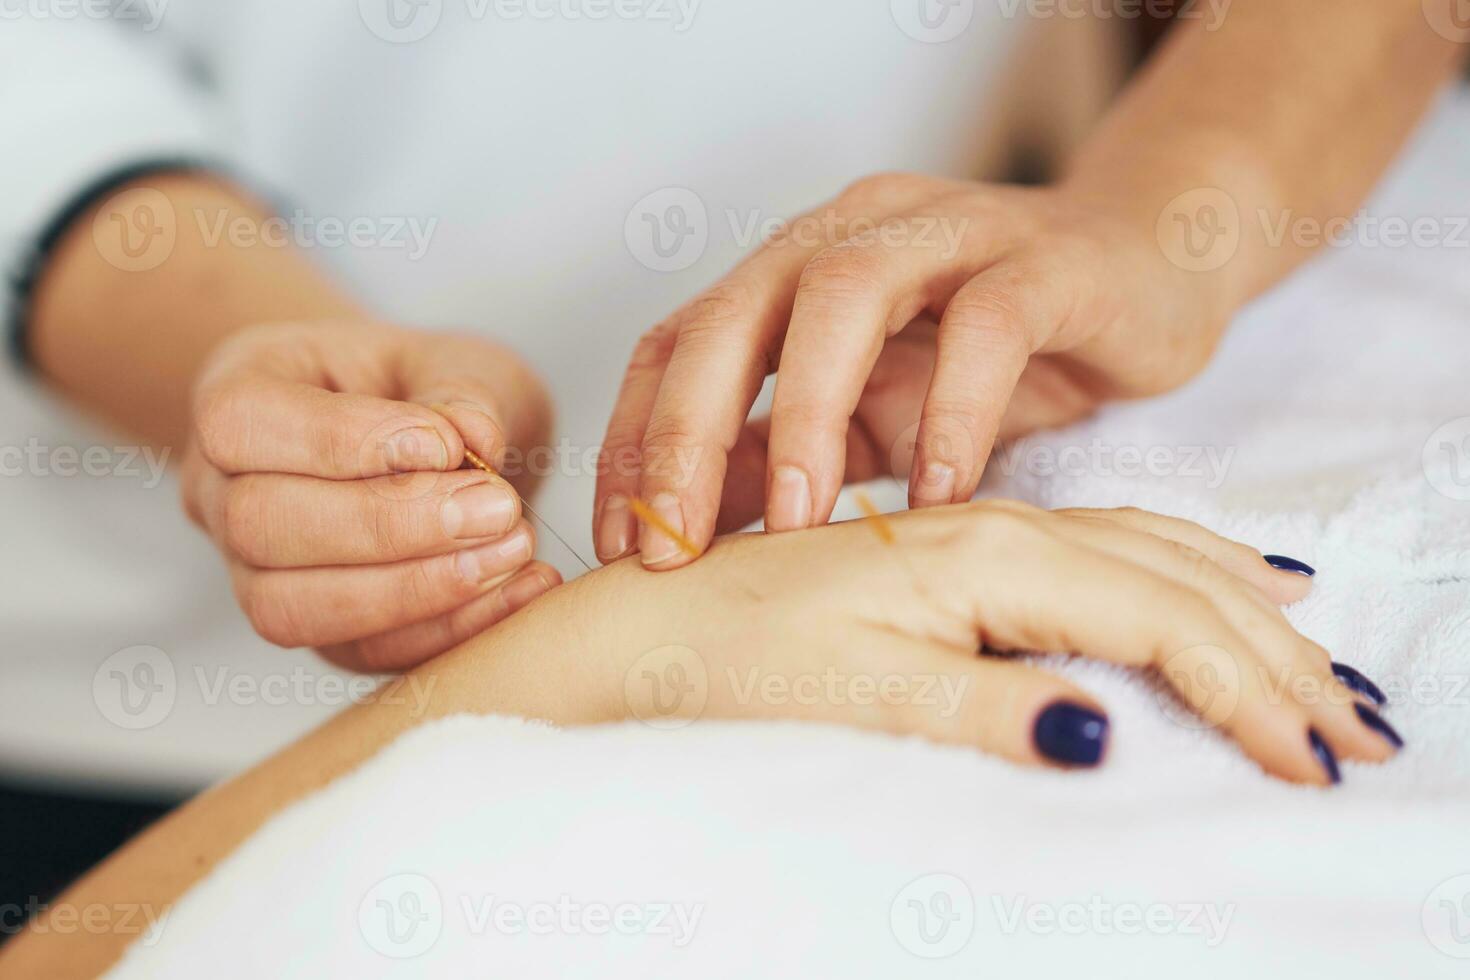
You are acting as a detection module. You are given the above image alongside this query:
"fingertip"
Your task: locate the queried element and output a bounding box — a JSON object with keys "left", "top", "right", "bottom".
{"left": 501, "top": 561, "right": 561, "bottom": 612}
{"left": 375, "top": 406, "right": 466, "bottom": 475}
{"left": 908, "top": 460, "right": 957, "bottom": 508}
{"left": 765, "top": 464, "right": 814, "bottom": 532}
{"left": 594, "top": 494, "right": 639, "bottom": 564}
{"left": 634, "top": 492, "right": 701, "bottom": 569}
{"left": 425, "top": 400, "right": 503, "bottom": 466}
{"left": 1260, "top": 555, "right": 1316, "bottom": 604}
{"left": 1032, "top": 699, "right": 1111, "bottom": 769}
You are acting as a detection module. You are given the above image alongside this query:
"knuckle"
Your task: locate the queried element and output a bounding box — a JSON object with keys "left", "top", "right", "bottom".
{"left": 404, "top": 558, "right": 453, "bottom": 619}
{"left": 367, "top": 499, "right": 420, "bottom": 559}
{"left": 1164, "top": 541, "right": 1224, "bottom": 590}
{"left": 640, "top": 414, "right": 705, "bottom": 453}
{"left": 639, "top": 418, "right": 712, "bottom": 486}
{"left": 628, "top": 324, "right": 680, "bottom": 375}
{"left": 192, "top": 383, "right": 248, "bottom": 470}
{"left": 241, "top": 577, "right": 303, "bottom": 648}
{"left": 839, "top": 171, "right": 923, "bottom": 207}
{"left": 799, "top": 245, "right": 886, "bottom": 301}
{"left": 1155, "top": 588, "right": 1234, "bottom": 658}
{"left": 946, "top": 504, "right": 1043, "bottom": 553}
{"left": 318, "top": 408, "right": 375, "bottom": 476}
{"left": 178, "top": 456, "right": 207, "bottom": 529}
{"left": 219, "top": 477, "right": 271, "bottom": 564}
{"left": 600, "top": 419, "right": 648, "bottom": 457}
{"left": 945, "top": 286, "right": 1028, "bottom": 344}
{"left": 682, "top": 280, "right": 758, "bottom": 333}
{"left": 923, "top": 395, "right": 987, "bottom": 430}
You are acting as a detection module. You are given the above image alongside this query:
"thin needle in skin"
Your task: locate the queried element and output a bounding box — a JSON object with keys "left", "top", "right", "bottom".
{"left": 462, "top": 448, "right": 593, "bottom": 573}
{"left": 853, "top": 490, "right": 895, "bottom": 544}
{"left": 626, "top": 496, "right": 702, "bottom": 560}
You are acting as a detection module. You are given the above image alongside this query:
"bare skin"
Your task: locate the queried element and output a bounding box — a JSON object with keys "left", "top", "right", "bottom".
{"left": 0, "top": 502, "right": 1398, "bottom": 978}
{"left": 596, "top": 0, "right": 1468, "bottom": 568}
{"left": 29, "top": 174, "right": 560, "bottom": 670}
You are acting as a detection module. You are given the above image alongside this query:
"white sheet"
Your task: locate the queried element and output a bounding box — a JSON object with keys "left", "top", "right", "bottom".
{"left": 107, "top": 87, "right": 1470, "bottom": 978}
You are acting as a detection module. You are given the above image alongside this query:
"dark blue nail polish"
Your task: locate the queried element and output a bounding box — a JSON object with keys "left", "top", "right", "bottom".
{"left": 1034, "top": 703, "right": 1109, "bottom": 767}
{"left": 1264, "top": 555, "right": 1316, "bottom": 577}
{"left": 1354, "top": 703, "right": 1404, "bottom": 749}
{"left": 1332, "top": 662, "right": 1387, "bottom": 707}
{"left": 1308, "top": 728, "right": 1341, "bottom": 784}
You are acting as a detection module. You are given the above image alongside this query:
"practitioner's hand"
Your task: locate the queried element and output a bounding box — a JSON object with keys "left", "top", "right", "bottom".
{"left": 552, "top": 503, "right": 1397, "bottom": 785}
{"left": 179, "top": 320, "right": 562, "bottom": 672}
{"left": 596, "top": 177, "right": 1222, "bottom": 569}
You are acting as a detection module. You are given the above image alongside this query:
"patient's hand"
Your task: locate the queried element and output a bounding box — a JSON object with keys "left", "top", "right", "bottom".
{"left": 178, "top": 320, "right": 562, "bottom": 672}
{"left": 540, "top": 502, "right": 1396, "bottom": 785}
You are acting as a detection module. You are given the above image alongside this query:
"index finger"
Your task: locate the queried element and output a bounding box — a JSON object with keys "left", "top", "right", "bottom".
{"left": 193, "top": 373, "right": 465, "bottom": 479}
{"left": 630, "top": 261, "right": 805, "bottom": 569}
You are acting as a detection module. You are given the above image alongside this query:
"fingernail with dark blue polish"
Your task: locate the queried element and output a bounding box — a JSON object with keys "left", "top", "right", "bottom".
{"left": 1354, "top": 703, "right": 1404, "bottom": 749}
{"left": 1308, "top": 728, "right": 1341, "bottom": 785}
{"left": 1332, "top": 662, "right": 1387, "bottom": 707}
{"left": 1264, "top": 555, "right": 1316, "bottom": 577}
{"left": 1034, "top": 703, "right": 1109, "bottom": 767}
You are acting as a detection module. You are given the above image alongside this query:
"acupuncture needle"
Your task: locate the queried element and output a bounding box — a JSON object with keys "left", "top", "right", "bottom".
{"left": 462, "top": 447, "right": 594, "bottom": 573}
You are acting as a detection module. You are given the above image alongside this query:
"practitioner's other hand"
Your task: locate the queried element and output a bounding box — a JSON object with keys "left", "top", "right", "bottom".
{"left": 596, "top": 177, "right": 1223, "bottom": 569}
{"left": 180, "top": 320, "right": 561, "bottom": 672}
{"left": 551, "top": 503, "right": 1396, "bottom": 785}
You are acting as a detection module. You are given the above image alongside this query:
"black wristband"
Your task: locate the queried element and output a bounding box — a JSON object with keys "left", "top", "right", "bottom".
{"left": 6, "top": 159, "right": 201, "bottom": 371}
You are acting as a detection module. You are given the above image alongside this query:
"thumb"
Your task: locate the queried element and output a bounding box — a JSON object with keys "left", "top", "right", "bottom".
{"left": 398, "top": 333, "right": 553, "bottom": 493}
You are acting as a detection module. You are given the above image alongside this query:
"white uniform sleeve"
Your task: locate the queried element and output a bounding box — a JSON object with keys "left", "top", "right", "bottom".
{"left": 0, "top": 12, "right": 225, "bottom": 357}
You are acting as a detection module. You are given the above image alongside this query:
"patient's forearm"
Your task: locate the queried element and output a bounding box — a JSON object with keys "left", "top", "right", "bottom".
{"left": 1065, "top": 0, "right": 1465, "bottom": 319}
{"left": 0, "top": 576, "right": 612, "bottom": 979}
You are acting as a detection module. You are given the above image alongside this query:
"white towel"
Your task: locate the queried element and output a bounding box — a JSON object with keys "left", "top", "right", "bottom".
{"left": 107, "top": 87, "right": 1470, "bottom": 979}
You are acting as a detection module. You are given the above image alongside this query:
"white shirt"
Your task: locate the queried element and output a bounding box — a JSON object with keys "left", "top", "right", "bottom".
{"left": 0, "top": 1, "right": 1022, "bottom": 790}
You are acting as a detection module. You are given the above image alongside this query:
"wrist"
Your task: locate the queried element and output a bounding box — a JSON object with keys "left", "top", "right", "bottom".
{"left": 28, "top": 172, "right": 363, "bottom": 449}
